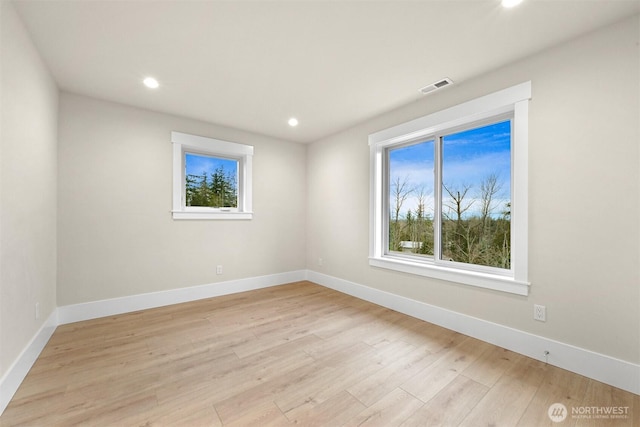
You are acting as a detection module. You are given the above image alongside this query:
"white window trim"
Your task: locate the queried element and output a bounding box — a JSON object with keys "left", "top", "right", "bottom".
{"left": 172, "top": 131, "right": 253, "bottom": 220}
{"left": 369, "top": 82, "right": 531, "bottom": 295}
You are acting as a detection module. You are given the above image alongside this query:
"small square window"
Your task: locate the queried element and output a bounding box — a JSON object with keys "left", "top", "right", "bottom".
{"left": 172, "top": 132, "right": 253, "bottom": 220}
{"left": 185, "top": 153, "right": 238, "bottom": 208}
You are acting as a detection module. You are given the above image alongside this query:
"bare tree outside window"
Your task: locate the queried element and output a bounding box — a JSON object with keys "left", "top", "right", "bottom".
{"left": 387, "top": 120, "right": 511, "bottom": 269}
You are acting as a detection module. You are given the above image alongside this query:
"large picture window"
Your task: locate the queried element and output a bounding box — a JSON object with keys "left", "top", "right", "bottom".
{"left": 369, "top": 83, "right": 530, "bottom": 295}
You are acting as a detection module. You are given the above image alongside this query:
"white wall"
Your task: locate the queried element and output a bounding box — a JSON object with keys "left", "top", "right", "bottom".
{"left": 0, "top": 0, "right": 58, "bottom": 379}
{"left": 307, "top": 16, "right": 640, "bottom": 364}
{"left": 57, "top": 93, "right": 307, "bottom": 306}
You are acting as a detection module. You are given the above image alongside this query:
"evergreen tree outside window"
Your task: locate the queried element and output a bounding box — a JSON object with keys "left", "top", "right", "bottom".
{"left": 185, "top": 153, "right": 238, "bottom": 208}
{"left": 172, "top": 132, "right": 253, "bottom": 220}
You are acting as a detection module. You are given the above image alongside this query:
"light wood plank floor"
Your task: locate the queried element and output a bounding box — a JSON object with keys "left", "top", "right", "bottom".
{"left": 2, "top": 281, "right": 638, "bottom": 426}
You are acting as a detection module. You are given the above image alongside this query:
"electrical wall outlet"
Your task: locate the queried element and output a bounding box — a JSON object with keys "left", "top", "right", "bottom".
{"left": 318, "top": 258, "right": 323, "bottom": 266}
{"left": 35, "top": 302, "right": 40, "bottom": 320}
{"left": 216, "top": 265, "right": 223, "bottom": 275}
{"left": 534, "top": 304, "right": 546, "bottom": 322}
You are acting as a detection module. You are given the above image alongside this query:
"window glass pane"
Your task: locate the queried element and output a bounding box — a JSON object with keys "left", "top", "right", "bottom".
{"left": 441, "top": 120, "right": 511, "bottom": 269}
{"left": 388, "top": 140, "right": 435, "bottom": 257}
{"left": 185, "top": 153, "right": 238, "bottom": 208}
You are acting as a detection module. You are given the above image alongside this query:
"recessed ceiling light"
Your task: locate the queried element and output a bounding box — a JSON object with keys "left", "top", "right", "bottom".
{"left": 143, "top": 77, "right": 159, "bottom": 89}
{"left": 502, "top": 0, "right": 523, "bottom": 8}
{"left": 288, "top": 118, "right": 299, "bottom": 127}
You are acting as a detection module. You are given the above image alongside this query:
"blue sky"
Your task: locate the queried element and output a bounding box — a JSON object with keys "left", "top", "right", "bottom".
{"left": 185, "top": 153, "right": 238, "bottom": 178}
{"left": 389, "top": 120, "right": 511, "bottom": 218}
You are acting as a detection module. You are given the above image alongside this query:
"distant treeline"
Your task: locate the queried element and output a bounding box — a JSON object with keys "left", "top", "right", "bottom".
{"left": 390, "top": 174, "right": 510, "bottom": 269}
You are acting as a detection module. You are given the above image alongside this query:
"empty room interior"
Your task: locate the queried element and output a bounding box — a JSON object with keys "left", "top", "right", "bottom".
{"left": 1, "top": 0, "right": 639, "bottom": 425}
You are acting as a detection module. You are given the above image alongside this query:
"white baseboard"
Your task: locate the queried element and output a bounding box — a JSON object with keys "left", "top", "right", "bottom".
{"left": 57, "top": 270, "right": 307, "bottom": 325}
{"left": 0, "top": 310, "right": 57, "bottom": 415}
{"left": 307, "top": 270, "right": 640, "bottom": 395}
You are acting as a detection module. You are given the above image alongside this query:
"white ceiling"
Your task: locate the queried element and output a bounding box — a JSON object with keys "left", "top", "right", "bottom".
{"left": 14, "top": 0, "right": 640, "bottom": 143}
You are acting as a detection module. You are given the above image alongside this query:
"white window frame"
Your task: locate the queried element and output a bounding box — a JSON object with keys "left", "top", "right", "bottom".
{"left": 172, "top": 131, "right": 253, "bottom": 220}
{"left": 369, "top": 82, "right": 531, "bottom": 295}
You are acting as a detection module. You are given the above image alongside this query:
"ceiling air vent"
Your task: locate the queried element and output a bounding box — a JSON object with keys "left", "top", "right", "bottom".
{"left": 419, "top": 78, "right": 453, "bottom": 95}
